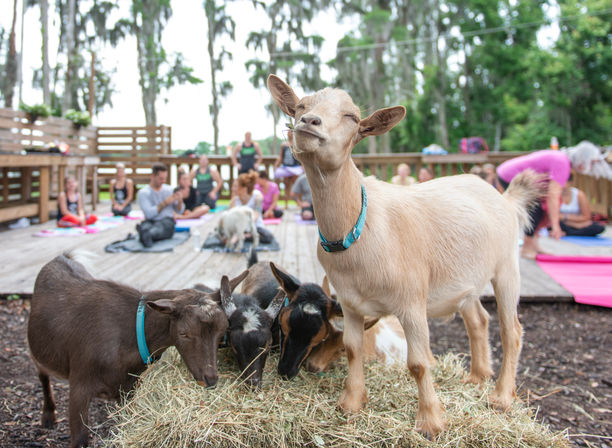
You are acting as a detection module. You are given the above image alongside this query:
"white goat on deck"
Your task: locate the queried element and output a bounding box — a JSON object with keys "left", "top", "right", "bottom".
{"left": 267, "top": 74, "right": 544, "bottom": 437}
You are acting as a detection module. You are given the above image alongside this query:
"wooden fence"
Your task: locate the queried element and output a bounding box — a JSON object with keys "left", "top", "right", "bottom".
{"left": 96, "top": 126, "right": 172, "bottom": 188}
{"left": 0, "top": 108, "right": 99, "bottom": 223}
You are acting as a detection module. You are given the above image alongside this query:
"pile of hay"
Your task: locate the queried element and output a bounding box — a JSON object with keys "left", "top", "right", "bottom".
{"left": 104, "top": 349, "right": 569, "bottom": 447}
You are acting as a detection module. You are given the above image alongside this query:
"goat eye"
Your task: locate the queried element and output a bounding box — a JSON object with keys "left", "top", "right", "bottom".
{"left": 180, "top": 332, "right": 190, "bottom": 339}
{"left": 344, "top": 114, "right": 359, "bottom": 123}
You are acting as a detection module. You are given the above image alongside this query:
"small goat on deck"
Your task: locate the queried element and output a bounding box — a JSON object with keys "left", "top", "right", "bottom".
{"left": 28, "top": 253, "right": 247, "bottom": 448}
{"left": 268, "top": 74, "right": 544, "bottom": 437}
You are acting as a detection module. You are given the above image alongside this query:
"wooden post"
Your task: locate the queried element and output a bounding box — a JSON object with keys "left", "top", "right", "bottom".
{"left": 2, "top": 168, "right": 9, "bottom": 204}
{"left": 38, "top": 166, "right": 50, "bottom": 223}
{"left": 91, "top": 164, "right": 98, "bottom": 210}
{"left": 20, "top": 167, "right": 32, "bottom": 200}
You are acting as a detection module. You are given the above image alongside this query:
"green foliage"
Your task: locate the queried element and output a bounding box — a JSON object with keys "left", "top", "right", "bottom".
{"left": 194, "top": 141, "right": 213, "bottom": 154}
{"left": 19, "top": 103, "right": 52, "bottom": 121}
{"left": 64, "top": 109, "right": 92, "bottom": 128}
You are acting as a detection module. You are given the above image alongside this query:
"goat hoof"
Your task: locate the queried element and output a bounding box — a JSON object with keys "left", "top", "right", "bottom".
{"left": 41, "top": 411, "right": 56, "bottom": 429}
{"left": 463, "top": 371, "right": 492, "bottom": 385}
{"left": 338, "top": 390, "right": 367, "bottom": 413}
{"left": 414, "top": 413, "right": 446, "bottom": 439}
{"left": 489, "top": 391, "right": 514, "bottom": 411}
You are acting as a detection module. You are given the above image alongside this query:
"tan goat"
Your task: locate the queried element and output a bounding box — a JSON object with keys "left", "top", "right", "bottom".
{"left": 267, "top": 74, "right": 544, "bottom": 437}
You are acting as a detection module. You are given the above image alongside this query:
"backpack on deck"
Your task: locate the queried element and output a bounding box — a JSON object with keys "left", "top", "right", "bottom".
{"left": 459, "top": 137, "right": 489, "bottom": 154}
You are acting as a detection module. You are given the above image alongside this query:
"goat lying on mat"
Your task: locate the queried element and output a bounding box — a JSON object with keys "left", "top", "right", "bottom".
{"left": 28, "top": 253, "right": 247, "bottom": 448}
{"left": 268, "top": 74, "right": 544, "bottom": 436}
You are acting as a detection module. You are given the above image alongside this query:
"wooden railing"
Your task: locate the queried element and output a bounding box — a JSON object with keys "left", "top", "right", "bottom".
{"left": 96, "top": 126, "right": 172, "bottom": 189}
{"left": 0, "top": 108, "right": 99, "bottom": 223}
{"left": 158, "top": 152, "right": 611, "bottom": 217}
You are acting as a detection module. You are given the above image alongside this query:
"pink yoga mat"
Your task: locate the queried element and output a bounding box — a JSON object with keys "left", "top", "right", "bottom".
{"left": 536, "top": 254, "right": 612, "bottom": 308}
{"left": 262, "top": 218, "right": 282, "bottom": 225}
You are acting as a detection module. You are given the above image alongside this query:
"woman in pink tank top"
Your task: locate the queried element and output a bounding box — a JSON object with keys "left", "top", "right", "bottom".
{"left": 496, "top": 150, "right": 571, "bottom": 258}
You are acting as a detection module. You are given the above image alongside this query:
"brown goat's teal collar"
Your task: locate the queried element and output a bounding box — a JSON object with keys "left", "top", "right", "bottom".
{"left": 318, "top": 185, "right": 367, "bottom": 253}
{"left": 136, "top": 296, "right": 154, "bottom": 365}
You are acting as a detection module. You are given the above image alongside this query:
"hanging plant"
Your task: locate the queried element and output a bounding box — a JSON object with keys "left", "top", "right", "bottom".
{"left": 65, "top": 109, "right": 92, "bottom": 129}
{"left": 19, "top": 103, "right": 51, "bottom": 123}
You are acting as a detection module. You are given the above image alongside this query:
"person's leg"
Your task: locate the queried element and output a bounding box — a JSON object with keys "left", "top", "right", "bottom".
{"left": 561, "top": 221, "right": 605, "bottom": 237}
{"left": 113, "top": 204, "right": 131, "bottom": 216}
{"left": 177, "top": 205, "right": 210, "bottom": 219}
{"left": 521, "top": 202, "right": 544, "bottom": 259}
{"left": 301, "top": 205, "right": 314, "bottom": 221}
{"left": 257, "top": 226, "right": 274, "bottom": 244}
{"left": 137, "top": 220, "right": 154, "bottom": 247}
{"left": 284, "top": 176, "right": 297, "bottom": 209}
{"left": 202, "top": 195, "right": 217, "bottom": 210}
{"left": 57, "top": 214, "right": 81, "bottom": 227}
{"left": 85, "top": 214, "right": 97, "bottom": 225}
{"left": 149, "top": 217, "right": 175, "bottom": 242}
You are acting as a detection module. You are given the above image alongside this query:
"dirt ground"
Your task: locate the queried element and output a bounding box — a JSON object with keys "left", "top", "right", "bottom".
{"left": 0, "top": 299, "right": 610, "bottom": 447}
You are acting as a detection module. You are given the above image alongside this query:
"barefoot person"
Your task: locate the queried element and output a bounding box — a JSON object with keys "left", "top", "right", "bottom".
{"left": 496, "top": 150, "right": 572, "bottom": 258}
{"left": 175, "top": 169, "right": 210, "bottom": 220}
{"left": 137, "top": 163, "right": 183, "bottom": 247}
{"left": 57, "top": 176, "right": 98, "bottom": 227}
{"left": 110, "top": 163, "right": 134, "bottom": 216}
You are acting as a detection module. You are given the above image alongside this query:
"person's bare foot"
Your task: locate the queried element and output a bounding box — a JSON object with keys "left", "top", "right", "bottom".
{"left": 520, "top": 248, "right": 537, "bottom": 260}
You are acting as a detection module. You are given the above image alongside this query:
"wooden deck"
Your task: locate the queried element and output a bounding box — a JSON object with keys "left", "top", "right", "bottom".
{"left": 0, "top": 201, "right": 610, "bottom": 302}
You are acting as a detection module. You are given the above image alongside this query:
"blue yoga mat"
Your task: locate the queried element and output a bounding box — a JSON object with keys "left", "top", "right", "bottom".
{"left": 560, "top": 236, "right": 612, "bottom": 247}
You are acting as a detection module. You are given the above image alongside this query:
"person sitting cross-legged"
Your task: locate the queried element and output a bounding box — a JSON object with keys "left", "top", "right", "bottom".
{"left": 291, "top": 173, "right": 314, "bottom": 221}
{"left": 255, "top": 169, "right": 283, "bottom": 219}
{"left": 57, "top": 176, "right": 98, "bottom": 227}
{"left": 110, "top": 162, "right": 134, "bottom": 216}
{"left": 137, "top": 163, "right": 183, "bottom": 247}
{"left": 175, "top": 169, "right": 210, "bottom": 220}
{"left": 559, "top": 175, "right": 605, "bottom": 237}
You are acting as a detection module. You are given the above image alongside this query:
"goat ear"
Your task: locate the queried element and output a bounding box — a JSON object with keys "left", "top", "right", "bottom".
{"left": 267, "top": 75, "right": 299, "bottom": 118}
{"left": 220, "top": 275, "right": 236, "bottom": 317}
{"left": 148, "top": 299, "right": 178, "bottom": 316}
{"left": 356, "top": 106, "right": 406, "bottom": 143}
{"left": 209, "top": 269, "right": 250, "bottom": 304}
{"left": 265, "top": 290, "right": 285, "bottom": 320}
{"left": 270, "top": 262, "right": 300, "bottom": 297}
{"left": 364, "top": 316, "right": 380, "bottom": 330}
{"left": 329, "top": 299, "right": 343, "bottom": 318}
{"left": 321, "top": 275, "right": 331, "bottom": 297}
{"left": 229, "top": 269, "right": 249, "bottom": 292}
{"left": 328, "top": 315, "right": 344, "bottom": 332}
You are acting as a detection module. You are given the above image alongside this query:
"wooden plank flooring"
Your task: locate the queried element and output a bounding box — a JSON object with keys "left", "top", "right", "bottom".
{"left": 0, "top": 201, "right": 610, "bottom": 302}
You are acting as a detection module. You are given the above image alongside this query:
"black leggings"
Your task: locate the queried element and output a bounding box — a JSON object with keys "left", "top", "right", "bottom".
{"left": 498, "top": 176, "right": 543, "bottom": 236}
{"left": 560, "top": 221, "right": 605, "bottom": 237}
{"left": 138, "top": 217, "right": 175, "bottom": 242}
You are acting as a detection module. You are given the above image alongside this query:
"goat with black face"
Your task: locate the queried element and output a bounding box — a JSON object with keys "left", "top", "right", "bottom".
{"left": 270, "top": 263, "right": 343, "bottom": 379}
{"left": 219, "top": 275, "right": 284, "bottom": 387}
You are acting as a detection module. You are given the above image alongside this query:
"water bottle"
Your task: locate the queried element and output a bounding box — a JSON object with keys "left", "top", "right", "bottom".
{"left": 192, "top": 229, "right": 200, "bottom": 252}
{"left": 550, "top": 136, "right": 559, "bottom": 150}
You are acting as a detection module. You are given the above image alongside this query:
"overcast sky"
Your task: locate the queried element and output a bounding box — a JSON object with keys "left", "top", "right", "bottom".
{"left": 2, "top": 0, "right": 351, "bottom": 150}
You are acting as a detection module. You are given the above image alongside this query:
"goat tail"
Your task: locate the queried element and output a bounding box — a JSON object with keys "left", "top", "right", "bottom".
{"left": 502, "top": 169, "right": 548, "bottom": 233}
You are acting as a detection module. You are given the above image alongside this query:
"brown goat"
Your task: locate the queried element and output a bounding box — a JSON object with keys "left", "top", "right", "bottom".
{"left": 268, "top": 74, "right": 545, "bottom": 437}
{"left": 27, "top": 253, "right": 247, "bottom": 448}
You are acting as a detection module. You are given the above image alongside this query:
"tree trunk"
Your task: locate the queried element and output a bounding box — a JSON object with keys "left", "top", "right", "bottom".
{"left": 434, "top": 3, "right": 449, "bottom": 149}
{"left": 62, "top": 0, "right": 76, "bottom": 114}
{"left": 494, "top": 121, "right": 502, "bottom": 152}
{"left": 135, "top": 2, "right": 159, "bottom": 127}
{"left": 41, "top": 0, "right": 51, "bottom": 105}
{"left": 4, "top": 0, "right": 19, "bottom": 108}
{"left": 207, "top": 11, "right": 219, "bottom": 154}
{"left": 18, "top": 0, "right": 25, "bottom": 104}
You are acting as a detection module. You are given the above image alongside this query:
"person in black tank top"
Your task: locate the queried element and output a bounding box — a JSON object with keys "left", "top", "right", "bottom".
{"left": 110, "top": 163, "right": 134, "bottom": 216}
{"left": 231, "top": 131, "right": 263, "bottom": 174}
{"left": 189, "top": 154, "right": 222, "bottom": 209}
{"left": 175, "top": 169, "right": 212, "bottom": 220}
